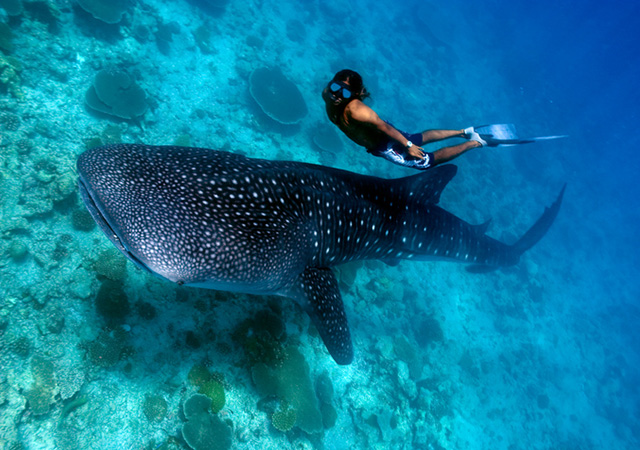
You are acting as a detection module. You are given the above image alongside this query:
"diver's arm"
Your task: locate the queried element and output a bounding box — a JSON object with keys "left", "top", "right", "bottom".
{"left": 348, "top": 102, "right": 425, "bottom": 159}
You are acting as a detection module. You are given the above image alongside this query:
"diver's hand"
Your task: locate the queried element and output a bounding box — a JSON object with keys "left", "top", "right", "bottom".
{"left": 408, "top": 145, "right": 426, "bottom": 160}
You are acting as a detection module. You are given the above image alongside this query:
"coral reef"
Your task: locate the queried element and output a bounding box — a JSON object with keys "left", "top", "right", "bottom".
{"left": 0, "top": 54, "right": 22, "bottom": 98}
{"left": 86, "top": 328, "right": 128, "bottom": 367}
{"left": 188, "top": 364, "right": 212, "bottom": 388}
{"left": 94, "top": 248, "right": 127, "bottom": 281}
{"left": 183, "top": 394, "right": 211, "bottom": 420}
{"left": 142, "top": 394, "right": 168, "bottom": 422}
{"left": 85, "top": 68, "right": 148, "bottom": 120}
{"left": 271, "top": 402, "right": 297, "bottom": 432}
{"left": 71, "top": 208, "right": 97, "bottom": 232}
{"left": 24, "top": 356, "right": 57, "bottom": 415}
{"left": 249, "top": 67, "right": 308, "bottom": 125}
{"left": 199, "top": 379, "right": 225, "bottom": 413}
{"left": 76, "top": 0, "right": 128, "bottom": 24}
{"left": 233, "top": 308, "right": 287, "bottom": 367}
{"left": 251, "top": 346, "right": 323, "bottom": 434}
{"left": 181, "top": 402, "right": 232, "bottom": 450}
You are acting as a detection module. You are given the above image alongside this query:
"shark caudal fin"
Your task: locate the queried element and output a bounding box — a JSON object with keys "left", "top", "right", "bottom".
{"left": 466, "top": 185, "right": 566, "bottom": 273}
{"left": 511, "top": 184, "right": 566, "bottom": 255}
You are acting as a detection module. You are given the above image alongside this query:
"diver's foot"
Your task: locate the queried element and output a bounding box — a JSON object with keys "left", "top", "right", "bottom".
{"left": 464, "top": 127, "right": 487, "bottom": 147}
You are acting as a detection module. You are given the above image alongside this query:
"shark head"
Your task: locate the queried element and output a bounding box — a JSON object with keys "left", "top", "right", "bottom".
{"left": 77, "top": 144, "right": 564, "bottom": 365}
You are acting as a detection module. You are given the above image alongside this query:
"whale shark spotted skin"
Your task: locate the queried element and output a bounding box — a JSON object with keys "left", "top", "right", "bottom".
{"left": 77, "top": 144, "right": 565, "bottom": 365}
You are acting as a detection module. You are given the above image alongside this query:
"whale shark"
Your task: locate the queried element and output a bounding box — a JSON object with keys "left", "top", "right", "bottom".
{"left": 77, "top": 144, "right": 565, "bottom": 365}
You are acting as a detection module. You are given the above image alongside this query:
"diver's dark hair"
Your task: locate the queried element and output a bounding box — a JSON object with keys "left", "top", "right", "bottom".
{"left": 332, "top": 69, "right": 370, "bottom": 100}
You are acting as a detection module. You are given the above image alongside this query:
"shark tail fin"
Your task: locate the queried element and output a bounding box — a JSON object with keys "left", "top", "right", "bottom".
{"left": 511, "top": 184, "right": 566, "bottom": 255}
{"left": 465, "top": 185, "right": 565, "bottom": 274}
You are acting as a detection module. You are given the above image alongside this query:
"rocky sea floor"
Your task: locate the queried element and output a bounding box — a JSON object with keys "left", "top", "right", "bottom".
{"left": 1, "top": 0, "right": 638, "bottom": 449}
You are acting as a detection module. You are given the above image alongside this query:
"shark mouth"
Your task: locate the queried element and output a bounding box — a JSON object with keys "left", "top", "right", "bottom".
{"left": 78, "top": 177, "right": 152, "bottom": 274}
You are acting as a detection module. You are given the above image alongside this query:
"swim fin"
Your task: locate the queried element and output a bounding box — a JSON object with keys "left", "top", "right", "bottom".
{"left": 473, "top": 124, "right": 568, "bottom": 147}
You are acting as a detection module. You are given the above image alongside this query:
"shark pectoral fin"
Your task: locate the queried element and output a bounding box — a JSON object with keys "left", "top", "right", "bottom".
{"left": 293, "top": 267, "right": 354, "bottom": 365}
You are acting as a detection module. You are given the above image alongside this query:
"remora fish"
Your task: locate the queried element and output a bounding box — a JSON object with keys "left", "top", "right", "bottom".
{"left": 77, "top": 144, "right": 565, "bottom": 365}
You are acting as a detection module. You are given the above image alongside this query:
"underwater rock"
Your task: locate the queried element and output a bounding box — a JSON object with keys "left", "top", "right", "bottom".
{"left": 310, "top": 122, "right": 344, "bottom": 154}
{"left": 249, "top": 67, "right": 308, "bottom": 125}
{"left": 315, "top": 371, "right": 337, "bottom": 429}
{"left": 173, "top": 133, "right": 192, "bottom": 147}
{"left": 186, "top": 0, "right": 229, "bottom": 16}
{"left": 7, "top": 334, "right": 32, "bottom": 357}
{"left": 8, "top": 239, "right": 29, "bottom": 263}
{"left": 15, "top": 138, "right": 33, "bottom": 155}
{"left": 193, "top": 25, "right": 214, "bottom": 54}
{"left": 85, "top": 68, "right": 148, "bottom": 120}
{"left": 315, "top": 372, "right": 334, "bottom": 404}
{"left": 38, "top": 306, "right": 66, "bottom": 335}
{"left": 0, "top": 22, "right": 14, "bottom": 52}
{"left": 95, "top": 279, "right": 130, "bottom": 323}
{"left": 286, "top": 19, "right": 306, "bottom": 43}
{"left": 135, "top": 300, "right": 157, "bottom": 320}
{"left": 393, "top": 336, "right": 423, "bottom": 380}
{"left": 0, "top": 112, "right": 20, "bottom": 131}
{"left": 76, "top": 0, "right": 128, "bottom": 24}
{"left": 415, "top": 314, "right": 444, "bottom": 346}
{"left": 155, "top": 21, "right": 180, "bottom": 55}
{"left": 0, "top": 0, "right": 23, "bottom": 16}
{"left": 335, "top": 261, "right": 363, "bottom": 290}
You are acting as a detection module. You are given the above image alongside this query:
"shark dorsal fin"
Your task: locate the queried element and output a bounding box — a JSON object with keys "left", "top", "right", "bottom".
{"left": 393, "top": 164, "right": 458, "bottom": 205}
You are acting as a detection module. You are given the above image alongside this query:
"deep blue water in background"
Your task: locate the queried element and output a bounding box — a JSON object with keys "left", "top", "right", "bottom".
{"left": 2, "top": 0, "right": 639, "bottom": 448}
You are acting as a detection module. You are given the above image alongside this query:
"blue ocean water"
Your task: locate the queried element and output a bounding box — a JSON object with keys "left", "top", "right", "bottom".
{"left": 1, "top": 0, "right": 638, "bottom": 449}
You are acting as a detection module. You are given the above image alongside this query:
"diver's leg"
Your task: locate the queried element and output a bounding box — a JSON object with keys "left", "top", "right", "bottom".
{"left": 431, "top": 140, "right": 482, "bottom": 166}
{"left": 420, "top": 129, "right": 466, "bottom": 144}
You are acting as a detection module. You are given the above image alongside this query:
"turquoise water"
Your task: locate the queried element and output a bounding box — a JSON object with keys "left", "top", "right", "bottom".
{"left": 1, "top": 0, "right": 638, "bottom": 449}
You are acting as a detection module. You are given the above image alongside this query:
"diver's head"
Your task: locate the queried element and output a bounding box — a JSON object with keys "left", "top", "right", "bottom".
{"left": 323, "top": 69, "right": 370, "bottom": 104}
